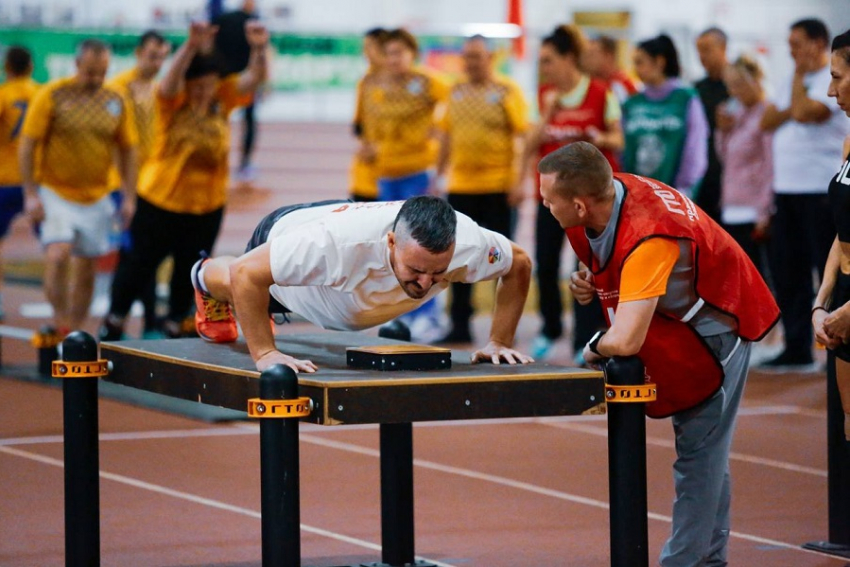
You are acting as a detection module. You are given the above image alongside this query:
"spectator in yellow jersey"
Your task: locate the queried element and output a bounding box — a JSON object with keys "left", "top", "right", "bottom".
{"left": 349, "top": 27, "right": 389, "bottom": 202}
{"left": 0, "top": 46, "right": 38, "bottom": 319}
{"left": 432, "top": 35, "right": 529, "bottom": 344}
{"left": 106, "top": 30, "right": 171, "bottom": 339}
{"left": 368, "top": 28, "right": 450, "bottom": 201}
{"left": 363, "top": 28, "right": 450, "bottom": 342}
{"left": 19, "top": 39, "right": 138, "bottom": 336}
{"left": 99, "top": 21, "right": 268, "bottom": 341}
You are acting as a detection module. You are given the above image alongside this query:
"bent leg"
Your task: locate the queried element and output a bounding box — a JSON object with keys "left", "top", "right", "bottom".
{"left": 43, "top": 242, "right": 73, "bottom": 330}
{"left": 67, "top": 255, "right": 97, "bottom": 331}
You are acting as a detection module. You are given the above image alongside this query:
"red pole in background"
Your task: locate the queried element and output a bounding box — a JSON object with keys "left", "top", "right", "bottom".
{"left": 507, "top": 0, "right": 525, "bottom": 60}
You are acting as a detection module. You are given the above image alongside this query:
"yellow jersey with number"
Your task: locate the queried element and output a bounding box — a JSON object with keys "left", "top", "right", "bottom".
{"left": 0, "top": 77, "right": 39, "bottom": 186}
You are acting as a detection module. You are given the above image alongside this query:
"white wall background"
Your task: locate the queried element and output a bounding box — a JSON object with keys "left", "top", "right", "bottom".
{"left": 2, "top": 0, "right": 848, "bottom": 121}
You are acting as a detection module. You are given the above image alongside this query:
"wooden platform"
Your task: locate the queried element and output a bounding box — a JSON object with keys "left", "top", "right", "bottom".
{"left": 101, "top": 333, "right": 605, "bottom": 425}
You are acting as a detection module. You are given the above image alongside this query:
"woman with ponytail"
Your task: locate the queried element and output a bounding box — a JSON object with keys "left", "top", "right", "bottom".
{"left": 622, "top": 34, "right": 709, "bottom": 197}
{"left": 524, "top": 24, "right": 622, "bottom": 362}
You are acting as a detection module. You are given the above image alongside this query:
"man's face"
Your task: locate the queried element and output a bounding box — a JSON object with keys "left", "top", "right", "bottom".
{"left": 696, "top": 34, "right": 726, "bottom": 76}
{"left": 462, "top": 40, "right": 491, "bottom": 83}
{"left": 389, "top": 234, "right": 454, "bottom": 299}
{"left": 582, "top": 40, "right": 606, "bottom": 76}
{"left": 789, "top": 28, "right": 823, "bottom": 69}
{"left": 136, "top": 40, "right": 170, "bottom": 79}
{"left": 539, "top": 172, "right": 581, "bottom": 229}
{"left": 76, "top": 50, "right": 110, "bottom": 90}
{"left": 363, "top": 36, "right": 384, "bottom": 68}
{"left": 384, "top": 40, "right": 415, "bottom": 76}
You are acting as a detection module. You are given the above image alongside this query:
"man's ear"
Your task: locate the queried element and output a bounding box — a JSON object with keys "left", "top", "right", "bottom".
{"left": 574, "top": 197, "right": 588, "bottom": 218}
{"left": 387, "top": 231, "right": 396, "bottom": 250}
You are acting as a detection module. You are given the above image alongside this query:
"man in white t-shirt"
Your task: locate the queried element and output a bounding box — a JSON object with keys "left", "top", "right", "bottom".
{"left": 190, "top": 196, "right": 534, "bottom": 372}
{"left": 760, "top": 18, "right": 850, "bottom": 368}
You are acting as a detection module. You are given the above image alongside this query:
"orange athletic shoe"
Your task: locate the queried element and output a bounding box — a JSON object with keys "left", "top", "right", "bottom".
{"left": 191, "top": 259, "right": 238, "bottom": 343}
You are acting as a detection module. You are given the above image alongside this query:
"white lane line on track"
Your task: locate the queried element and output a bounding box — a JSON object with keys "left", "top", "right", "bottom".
{"left": 0, "top": 445, "right": 456, "bottom": 567}
{"left": 295, "top": 434, "right": 844, "bottom": 563}
{"left": 540, "top": 421, "right": 828, "bottom": 477}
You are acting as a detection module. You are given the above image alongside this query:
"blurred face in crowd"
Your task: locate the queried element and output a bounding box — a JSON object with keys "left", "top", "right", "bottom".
{"left": 695, "top": 33, "right": 727, "bottom": 78}
{"left": 186, "top": 72, "right": 219, "bottom": 109}
{"left": 632, "top": 48, "right": 665, "bottom": 86}
{"left": 582, "top": 40, "right": 610, "bottom": 78}
{"left": 789, "top": 27, "right": 825, "bottom": 71}
{"left": 538, "top": 43, "right": 576, "bottom": 86}
{"left": 828, "top": 51, "right": 850, "bottom": 117}
{"left": 363, "top": 35, "right": 384, "bottom": 69}
{"left": 384, "top": 39, "right": 415, "bottom": 76}
{"left": 136, "top": 39, "right": 171, "bottom": 80}
{"left": 723, "top": 66, "right": 762, "bottom": 107}
{"left": 462, "top": 38, "right": 492, "bottom": 84}
{"left": 76, "top": 49, "right": 110, "bottom": 90}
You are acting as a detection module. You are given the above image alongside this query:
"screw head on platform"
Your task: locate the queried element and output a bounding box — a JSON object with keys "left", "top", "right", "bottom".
{"left": 255, "top": 403, "right": 266, "bottom": 414}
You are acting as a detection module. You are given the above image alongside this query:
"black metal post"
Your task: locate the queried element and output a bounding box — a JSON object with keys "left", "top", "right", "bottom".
{"left": 259, "top": 364, "right": 301, "bottom": 567}
{"left": 605, "top": 356, "right": 649, "bottom": 567}
{"left": 379, "top": 423, "right": 416, "bottom": 565}
{"left": 61, "top": 331, "right": 101, "bottom": 567}
{"left": 38, "top": 325, "right": 60, "bottom": 378}
{"left": 803, "top": 351, "right": 850, "bottom": 558}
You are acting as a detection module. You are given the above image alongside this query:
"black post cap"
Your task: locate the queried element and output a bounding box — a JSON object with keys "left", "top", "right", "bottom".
{"left": 61, "top": 331, "right": 99, "bottom": 363}
{"left": 605, "top": 356, "right": 645, "bottom": 386}
{"left": 259, "top": 363, "right": 298, "bottom": 399}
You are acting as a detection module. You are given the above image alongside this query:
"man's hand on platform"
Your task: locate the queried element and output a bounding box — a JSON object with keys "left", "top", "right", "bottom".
{"left": 256, "top": 350, "right": 318, "bottom": 374}
{"left": 470, "top": 341, "right": 534, "bottom": 365}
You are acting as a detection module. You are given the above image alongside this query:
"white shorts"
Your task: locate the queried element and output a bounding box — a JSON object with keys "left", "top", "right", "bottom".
{"left": 39, "top": 186, "right": 115, "bottom": 257}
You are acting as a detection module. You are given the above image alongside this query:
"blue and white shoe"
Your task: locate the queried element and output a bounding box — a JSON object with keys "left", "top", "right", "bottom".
{"left": 530, "top": 335, "right": 555, "bottom": 360}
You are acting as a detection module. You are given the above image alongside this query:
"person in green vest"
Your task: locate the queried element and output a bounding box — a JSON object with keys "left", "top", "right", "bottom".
{"left": 622, "top": 34, "right": 709, "bottom": 198}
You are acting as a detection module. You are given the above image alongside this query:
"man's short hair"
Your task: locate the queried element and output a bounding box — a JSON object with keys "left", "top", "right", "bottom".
{"left": 365, "top": 27, "right": 389, "bottom": 43}
{"left": 4, "top": 46, "right": 32, "bottom": 76}
{"left": 385, "top": 28, "right": 419, "bottom": 55}
{"left": 537, "top": 142, "right": 613, "bottom": 200}
{"left": 185, "top": 53, "right": 222, "bottom": 80}
{"left": 594, "top": 35, "right": 618, "bottom": 56}
{"left": 138, "top": 30, "right": 167, "bottom": 49}
{"left": 76, "top": 38, "right": 110, "bottom": 59}
{"left": 791, "top": 18, "right": 830, "bottom": 46}
{"left": 393, "top": 196, "right": 457, "bottom": 253}
{"left": 698, "top": 27, "right": 728, "bottom": 47}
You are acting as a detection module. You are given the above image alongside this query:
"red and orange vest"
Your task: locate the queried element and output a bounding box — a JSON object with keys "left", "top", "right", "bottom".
{"left": 567, "top": 174, "right": 780, "bottom": 417}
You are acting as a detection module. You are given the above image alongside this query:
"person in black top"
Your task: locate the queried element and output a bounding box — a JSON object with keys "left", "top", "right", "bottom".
{"left": 694, "top": 27, "right": 729, "bottom": 223}
{"left": 815, "top": 28, "right": 850, "bottom": 439}
{"left": 212, "top": 0, "right": 259, "bottom": 182}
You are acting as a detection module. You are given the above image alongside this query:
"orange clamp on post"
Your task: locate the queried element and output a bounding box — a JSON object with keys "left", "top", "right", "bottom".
{"left": 52, "top": 360, "right": 110, "bottom": 379}
{"left": 605, "top": 383, "right": 657, "bottom": 403}
{"left": 247, "top": 397, "right": 313, "bottom": 418}
{"left": 32, "top": 330, "right": 62, "bottom": 349}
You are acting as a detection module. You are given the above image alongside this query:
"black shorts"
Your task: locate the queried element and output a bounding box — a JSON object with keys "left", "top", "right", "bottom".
{"left": 246, "top": 199, "right": 350, "bottom": 315}
{"left": 831, "top": 271, "right": 850, "bottom": 362}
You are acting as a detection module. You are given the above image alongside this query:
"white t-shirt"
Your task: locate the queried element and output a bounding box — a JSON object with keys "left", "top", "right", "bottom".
{"left": 265, "top": 201, "right": 514, "bottom": 331}
{"left": 772, "top": 64, "right": 850, "bottom": 194}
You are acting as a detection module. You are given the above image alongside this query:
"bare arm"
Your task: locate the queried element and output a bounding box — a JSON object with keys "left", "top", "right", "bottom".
{"left": 236, "top": 21, "right": 270, "bottom": 95}
{"left": 18, "top": 135, "right": 43, "bottom": 222}
{"left": 591, "top": 118, "right": 624, "bottom": 152}
{"left": 814, "top": 238, "right": 844, "bottom": 348}
{"left": 584, "top": 297, "right": 658, "bottom": 362}
{"left": 159, "top": 22, "right": 218, "bottom": 99}
{"left": 228, "top": 243, "right": 318, "bottom": 373}
{"left": 760, "top": 103, "right": 791, "bottom": 132}
{"left": 508, "top": 132, "right": 528, "bottom": 206}
{"left": 115, "top": 145, "right": 138, "bottom": 226}
{"left": 790, "top": 69, "right": 832, "bottom": 123}
{"left": 471, "top": 243, "right": 533, "bottom": 364}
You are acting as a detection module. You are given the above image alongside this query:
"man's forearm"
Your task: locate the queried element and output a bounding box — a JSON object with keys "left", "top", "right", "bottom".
{"left": 238, "top": 45, "right": 268, "bottom": 94}
{"left": 488, "top": 246, "right": 531, "bottom": 346}
{"left": 119, "top": 146, "right": 138, "bottom": 198}
{"left": 230, "top": 264, "right": 278, "bottom": 363}
{"left": 18, "top": 137, "right": 37, "bottom": 193}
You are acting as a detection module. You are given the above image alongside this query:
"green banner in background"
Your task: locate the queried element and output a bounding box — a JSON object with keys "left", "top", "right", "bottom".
{"left": 0, "top": 28, "right": 512, "bottom": 91}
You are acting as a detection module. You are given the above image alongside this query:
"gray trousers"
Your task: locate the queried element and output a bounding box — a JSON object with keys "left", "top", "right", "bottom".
{"left": 659, "top": 335, "right": 751, "bottom": 567}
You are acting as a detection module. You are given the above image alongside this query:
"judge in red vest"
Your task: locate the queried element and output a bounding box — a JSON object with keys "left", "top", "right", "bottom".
{"left": 538, "top": 141, "right": 778, "bottom": 567}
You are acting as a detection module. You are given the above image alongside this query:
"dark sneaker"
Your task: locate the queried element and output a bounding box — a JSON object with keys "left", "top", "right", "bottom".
{"left": 191, "top": 259, "right": 238, "bottom": 343}
{"left": 758, "top": 350, "right": 816, "bottom": 371}
{"left": 434, "top": 327, "right": 473, "bottom": 344}
{"left": 99, "top": 315, "right": 125, "bottom": 341}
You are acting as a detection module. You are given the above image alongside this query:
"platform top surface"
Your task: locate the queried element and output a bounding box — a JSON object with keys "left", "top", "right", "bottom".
{"left": 101, "top": 332, "right": 601, "bottom": 388}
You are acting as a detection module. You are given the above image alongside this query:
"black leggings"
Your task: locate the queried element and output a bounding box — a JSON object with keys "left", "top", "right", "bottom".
{"left": 108, "top": 197, "right": 223, "bottom": 323}
{"left": 832, "top": 271, "right": 850, "bottom": 362}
